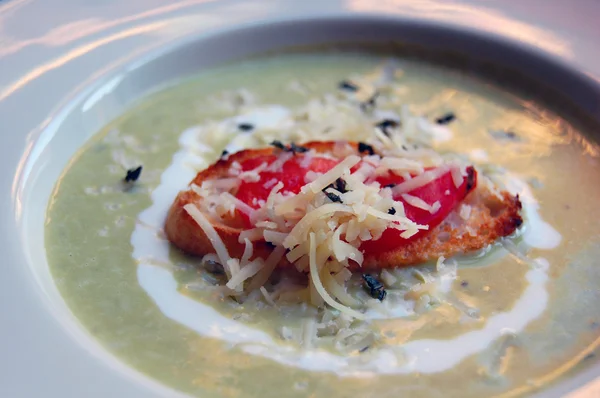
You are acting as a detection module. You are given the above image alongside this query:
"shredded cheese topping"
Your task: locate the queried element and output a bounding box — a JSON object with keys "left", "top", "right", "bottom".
{"left": 183, "top": 145, "right": 462, "bottom": 318}
{"left": 182, "top": 110, "right": 473, "bottom": 318}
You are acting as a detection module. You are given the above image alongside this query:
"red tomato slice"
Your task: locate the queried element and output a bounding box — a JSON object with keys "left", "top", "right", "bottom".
{"left": 235, "top": 154, "right": 339, "bottom": 222}
{"left": 234, "top": 152, "right": 477, "bottom": 249}
{"left": 360, "top": 166, "right": 476, "bottom": 253}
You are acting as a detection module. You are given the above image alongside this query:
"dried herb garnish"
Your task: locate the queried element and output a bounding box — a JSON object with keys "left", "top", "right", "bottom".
{"left": 270, "top": 140, "right": 286, "bottom": 150}
{"left": 358, "top": 142, "right": 374, "bottom": 156}
{"left": 435, "top": 113, "right": 456, "bottom": 125}
{"left": 461, "top": 280, "right": 469, "bottom": 287}
{"left": 338, "top": 80, "right": 359, "bottom": 92}
{"left": 584, "top": 352, "right": 596, "bottom": 361}
{"left": 375, "top": 119, "right": 400, "bottom": 137}
{"left": 360, "top": 92, "right": 379, "bottom": 112}
{"left": 490, "top": 130, "right": 520, "bottom": 141}
{"left": 221, "top": 150, "right": 229, "bottom": 158}
{"left": 289, "top": 142, "right": 308, "bottom": 154}
{"left": 270, "top": 140, "right": 308, "bottom": 155}
{"left": 124, "top": 166, "right": 142, "bottom": 182}
{"left": 334, "top": 178, "right": 347, "bottom": 193}
{"left": 324, "top": 178, "right": 348, "bottom": 196}
{"left": 512, "top": 217, "right": 523, "bottom": 228}
{"left": 325, "top": 191, "right": 342, "bottom": 203}
{"left": 387, "top": 207, "right": 396, "bottom": 215}
{"left": 465, "top": 166, "right": 476, "bottom": 192}
{"left": 204, "top": 260, "right": 225, "bottom": 275}
{"left": 237, "top": 123, "right": 254, "bottom": 132}
{"left": 362, "top": 274, "right": 386, "bottom": 301}
{"left": 384, "top": 183, "right": 396, "bottom": 188}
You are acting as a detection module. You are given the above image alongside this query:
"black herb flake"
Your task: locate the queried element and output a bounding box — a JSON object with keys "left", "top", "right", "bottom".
{"left": 375, "top": 119, "right": 400, "bottom": 137}
{"left": 270, "top": 140, "right": 309, "bottom": 155}
{"left": 490, "top": 130, "right": 520, "bottom": 142}
{"left": 124, "top": 166, "right": 142, "bottom": 183}
{"left": 512, "top": 217, "right": 523, "bottom": 228}
{"left": 461, "top": 280, "right": 469, "bottom": 288}
{"left": 325, "top": 191, "right": 342, "bottom": 203}
{"left": 466, "top": 166, "right": 476, "bottom": 192}
{"left": 360, "top": 92, "right": 379, "bottom": 112}
{"left": 379, "top": 120, "right": 399, "bottom": 128}
{"left": 435, "top": 112, "right": 456, "bottom": 125}
{"left": 221, "top": 150, "right": 229, "bottom": 158}
{"left": 323, "top": 178, "right": 348, "bottom": 199}
{"left": 203, "top": 260, "right": 225, "bottom": 275}
{"left": 290, "top": 142, "right": 309, "bottom": 154}
{"left": 338, "top": 80, "right": 359, "bottom": 92}
{"left": 334, "top": 178, "right": 347, "bottom": 194}
{"left": 237, "top": 123, "right": 254, "bottom": 132}
{"left": 358, "top": 142, "right": 375, "bottom": 156}
{"left": 384, "top": 183, "right": 396, "bottom": 189}
{"left": 584, "top": 352, "right": 596, "bottom": 361}
{"left": 387, "top": 207, "right": 396, "bottom": 215}
{"left": 362, "top": 274, "right": 386, "bottom": 301}
{"left": 270, "top": 140, "right": 286, "bottom": 150}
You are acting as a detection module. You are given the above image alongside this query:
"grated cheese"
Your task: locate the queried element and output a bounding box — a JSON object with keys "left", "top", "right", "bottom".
{"left": 181, "top": 101, "right": 486, "bottom": 320}
{"left": 184, "top": 204, "right": 231, "bottom": 269}
{"left": 307, "top": 155, "right": 360, "bottom": 193}
{"left": 263, "top": 230, "right": 288, "bottom": 246}
{"left": 436, "top": 255, "right": 446, "bottom": 271}
{"left": 283, "top": 203, "right": 353, "bottom": 248}
{"left": 459, "top": 204, "right": 472, "bottom": 220}
{"left": 392, "top": 165, "right": 449, "bottom": 195}
{"left": 308, "top": 233, "right": 365, "bottom": 320}
{"left": 239, "top": 162, "right": 268, "bottom": 182}
{"left": 260, "top": 286, "right": 277, "bottom": 306}
{"left": 220, "top": 192, "right": 255, "bottom": 217}
{"left": 401, "top": 193, "right": 434, "bottom": 212}
{"left": 267, "top": 152, "right": 293, "bottom": 172}
{"left": 226, "top": 258, "right": 264, "bottom": 290}
{"left": 247, "top": 246, "right": 286, "bottom": 291}
{"left": 451, "top": 165, "right": 464, "bottom": 188}
{"left": 255, "top": 220, "right": 278, "bottom": 229}
{"left": 241, "top": 238, "right": 253, "bottom": 265}
{"left": 263, "top": 178, "right": 278, "bottom": 189}
{"left": 322, "top": 264, "right": 362, "bottom": 307}
{"left": 238, "top": 228, "right": 264, "bottom": 243}
{"left": 378, "top": 157, "right": 424, "bottom": 175}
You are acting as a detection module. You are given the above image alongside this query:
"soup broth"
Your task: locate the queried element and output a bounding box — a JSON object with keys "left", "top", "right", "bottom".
{"left": 46, "top": 51, "right": 600, "bottom": 397}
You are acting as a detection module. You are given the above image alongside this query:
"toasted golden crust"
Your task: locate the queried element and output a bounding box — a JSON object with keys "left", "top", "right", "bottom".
{"left": 164, "top": 141, "right": 523, "bottom": 269}
{"left": 360, "top": 191, "right": 522, "bottom": 268}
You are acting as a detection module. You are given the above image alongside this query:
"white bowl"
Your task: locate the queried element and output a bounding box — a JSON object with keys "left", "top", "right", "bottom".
{"left": 2, "top": 1, "right": 600, "bottom": 397}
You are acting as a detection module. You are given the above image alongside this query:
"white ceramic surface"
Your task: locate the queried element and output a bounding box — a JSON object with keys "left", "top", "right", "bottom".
{"left": 2, "top": 1, "right": 600, "bottom": 397}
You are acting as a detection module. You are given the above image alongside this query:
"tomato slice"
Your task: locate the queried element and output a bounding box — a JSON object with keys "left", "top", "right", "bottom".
{"left": 235, "top": 154, "right": 339, "bottom": 220}
{"left": 234, "top": 153, "right": 476, "bottom": 250}
{"left": 360, "top": 166, "right": 476, "bottom": 253}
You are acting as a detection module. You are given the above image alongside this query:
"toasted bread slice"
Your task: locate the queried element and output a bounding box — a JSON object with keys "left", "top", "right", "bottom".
{"left": 165, "top": 141, "right": 522, "bottom": 269}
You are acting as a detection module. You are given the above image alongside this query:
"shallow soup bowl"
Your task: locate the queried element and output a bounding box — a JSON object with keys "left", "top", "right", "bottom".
{"left": 4, "top": 9, "right": 600, "bottom": 398}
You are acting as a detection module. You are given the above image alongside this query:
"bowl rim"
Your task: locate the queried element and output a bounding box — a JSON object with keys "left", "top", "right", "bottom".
{"left": 3, "top": 5, "right": 600, "bottom": 398}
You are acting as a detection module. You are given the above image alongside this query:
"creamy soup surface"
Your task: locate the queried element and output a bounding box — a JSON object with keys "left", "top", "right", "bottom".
{"left": 46, "top": 50, "right": 600, "bottom": 398}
